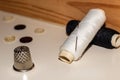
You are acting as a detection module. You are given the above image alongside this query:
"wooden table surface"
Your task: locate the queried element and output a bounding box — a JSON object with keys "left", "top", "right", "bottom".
{"left": 0, "top": 0, "right": 120, "bottom": 32}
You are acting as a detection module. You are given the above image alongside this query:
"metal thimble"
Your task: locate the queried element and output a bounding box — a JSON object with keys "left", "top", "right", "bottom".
{"left": 13, "top": 46, "right": 34, "bottom": 72}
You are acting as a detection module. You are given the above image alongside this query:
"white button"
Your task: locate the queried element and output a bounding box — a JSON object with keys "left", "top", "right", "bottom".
{"left": 3, "top": 16, "right": 15, "bottom": 23}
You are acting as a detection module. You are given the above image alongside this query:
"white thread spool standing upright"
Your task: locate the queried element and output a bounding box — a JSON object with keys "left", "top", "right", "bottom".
{"left": 59, "top": 9, "right": 106, "bottom": 64}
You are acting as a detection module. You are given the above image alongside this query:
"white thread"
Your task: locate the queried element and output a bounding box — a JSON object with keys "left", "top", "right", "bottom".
{"left": 59, "top": 9, "right": 106, "bottom": 63}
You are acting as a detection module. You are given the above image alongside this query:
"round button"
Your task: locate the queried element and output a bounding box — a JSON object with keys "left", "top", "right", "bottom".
{"left": 34, "top": 28, "right": 45, "bottom": 34}
{"left": 4, "top": 35, "right": 16, "bottom": 43}
{"left": 14, "top": 24, "right": 26, "bottom": 30}
{"left": 20, "top": 36, "right": 33, "bottom": 43}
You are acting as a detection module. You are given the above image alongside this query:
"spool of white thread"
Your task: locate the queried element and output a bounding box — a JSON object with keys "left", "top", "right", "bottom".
{"left": 59, "top": 9, "right": 106, "bottom": 64}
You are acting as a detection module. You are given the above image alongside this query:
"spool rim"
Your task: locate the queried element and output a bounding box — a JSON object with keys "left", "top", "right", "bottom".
{"left": 111, "top": 34, "right": 120, "bottom": 48}
{"left": 59, "top": 50, "right": 74, "bottom": 64}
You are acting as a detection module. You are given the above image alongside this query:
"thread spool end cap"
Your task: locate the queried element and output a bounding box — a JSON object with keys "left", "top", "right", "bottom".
{"left": 59, "top": 50, "right": 74, "bottom": 64}
{"left": 111, "top": 34, "right": 120, "bottom": 48}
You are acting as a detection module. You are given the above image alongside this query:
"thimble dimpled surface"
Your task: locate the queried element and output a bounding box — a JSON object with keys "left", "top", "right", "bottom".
{"left": 13, "top": 46, "right": 34, "bottom": 72}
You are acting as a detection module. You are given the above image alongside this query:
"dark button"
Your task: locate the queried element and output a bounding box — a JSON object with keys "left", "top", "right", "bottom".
{"left": 14, "top": 24, "right": 26, "bottom": 30}
{"left": 20, "top": 36, "right": 33, "bottom": 43}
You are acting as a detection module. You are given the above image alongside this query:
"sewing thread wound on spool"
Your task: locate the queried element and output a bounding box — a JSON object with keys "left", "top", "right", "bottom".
{"left": 66, "top": 20, "right": 80, "bottom": 36}
{"left": 59, "top": 9, "right": 106, "bottom": 64}
{"left": 92, "top": 26, "right": 119, "bottom": 48}
{"left": 66, "top": 20, "right": 120, "bottom": 49}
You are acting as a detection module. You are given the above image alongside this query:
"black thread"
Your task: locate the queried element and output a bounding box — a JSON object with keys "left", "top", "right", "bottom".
{"left": 66, "top": 20, "right": 119, "bottom": 49}
{"left": 66, "top": 20, "right": 80, "bottom": 36}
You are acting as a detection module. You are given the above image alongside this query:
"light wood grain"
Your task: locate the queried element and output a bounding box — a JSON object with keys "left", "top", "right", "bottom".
{"left": 0, "top": 0, "right": 120, "bottom": 31}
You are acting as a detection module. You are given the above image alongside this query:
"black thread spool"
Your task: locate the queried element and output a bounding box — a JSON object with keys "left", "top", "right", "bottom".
{"left": 66, "top": 20, "right": 80, "bottom": 36}
{"left": 66, "top": 20, "right": 120, "bottom": 49}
